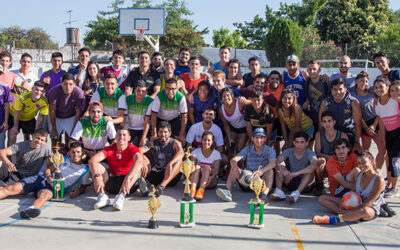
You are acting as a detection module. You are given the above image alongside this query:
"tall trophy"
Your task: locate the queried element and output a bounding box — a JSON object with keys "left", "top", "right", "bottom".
{"left": 50, "top": 143, "right": 65, "bottom": 201}
{"left": 248, "top": 166, "right": 266, "bottom": 229}
{"left": 179, "top": 147, "right": 196, "bottom": 227}
{"left": 147, "top": 185, "right": 161, "bottom": 229}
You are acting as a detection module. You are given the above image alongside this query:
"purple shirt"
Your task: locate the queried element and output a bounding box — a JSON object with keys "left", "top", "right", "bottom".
{"left": 40, "top": 70, "right": 65, "bottom": 97}
{"left": 0, "top": 83, "right": 11, "bottom": 125}
{"left": 189, "top": 94, "right": 216, "bottom": 123}
{"left": 48, "top": 85, "right": 85, "bottom": 118}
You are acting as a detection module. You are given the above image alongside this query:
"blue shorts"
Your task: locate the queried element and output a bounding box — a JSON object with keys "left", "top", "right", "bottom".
{"left": 20, "top": 175, "right": 52, "bottom": 196}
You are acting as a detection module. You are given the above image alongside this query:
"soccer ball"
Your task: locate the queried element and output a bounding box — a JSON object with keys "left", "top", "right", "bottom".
{"left": 238, "top": 170, "right": 253, "bottom": 188}
{"left": 341, "top": 191, "right": 362, "bottom": 210}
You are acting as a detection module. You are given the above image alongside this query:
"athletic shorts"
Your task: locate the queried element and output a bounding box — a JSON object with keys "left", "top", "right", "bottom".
{"left": 105, "top": 174, "right": 140, "bottom": 195}
{"left": 20, "top": 175, "right": 52, "bottom": 195}
{"left": 229, "top": 123, "right": 247, "bottom": 134}
{"left": 8, "top": 114, "right": 36, "bottom": 135}
{"left": 361, "top": 118, "right": 379, "bottom": 138}
{"left": 0, "top": 162, "right": 23, "bottom": 185}
{"left": 157, "top": 116, "right": 181, "bottom": 137}
{"left": 129, "top": 129, "right": 144, "bottom": 146}
{"left": 146, "top": 169, "right": 181, "bottom": 187}
{"left": 49, "top": 116, "right": 76, "bottom": 137}
{"left": 284, "top": 175, "right": 314, "bottom": 193}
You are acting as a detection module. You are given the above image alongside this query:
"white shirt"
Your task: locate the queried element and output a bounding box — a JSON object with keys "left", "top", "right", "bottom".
{"left": 186, "top": 122, "right": 224, "bottom": 147}
{"left": 11, "top": 69, "right": 38, "bottom": 88}
{"left": 191, "top": 148, "right": 221, "bottom": 169}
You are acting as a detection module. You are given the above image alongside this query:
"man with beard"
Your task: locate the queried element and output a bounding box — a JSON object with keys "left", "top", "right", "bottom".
{"left": 70, "top": 101, "right": 116, "bottom": 158}
{"left": 174, "top": 47, "right": 191, "bottom": 76}
{"left": 151, "top": 52, "right": 164, "bottom": 74}
{"left": 238, "top": 74, "right": 278, "bottom": 107}
{"left": 283, "top": 54, "right": 307, "bottom": 105}
{"left": 141, "top": 121, "right": 184, "bottom": 197}
{"left": 329, "top": 55, "right": 356, "bottom": 89}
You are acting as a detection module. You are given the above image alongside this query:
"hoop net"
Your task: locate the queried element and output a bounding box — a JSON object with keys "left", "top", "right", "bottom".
{"left": 134, "top": 29, "right": 146, "bottom": 41}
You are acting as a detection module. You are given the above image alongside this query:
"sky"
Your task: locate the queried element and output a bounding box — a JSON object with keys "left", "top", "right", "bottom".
{"left": 1, "top": 0, "right": 400, "bottom": 47}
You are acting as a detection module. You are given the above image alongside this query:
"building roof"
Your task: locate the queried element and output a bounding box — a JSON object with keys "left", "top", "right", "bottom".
{"left": 201, "top": 47, "right": 269, "bottom": 67}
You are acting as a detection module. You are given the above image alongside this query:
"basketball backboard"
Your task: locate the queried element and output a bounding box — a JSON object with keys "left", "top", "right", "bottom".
{"left": 119, "top": 8, "right": 165, "bottom": 36}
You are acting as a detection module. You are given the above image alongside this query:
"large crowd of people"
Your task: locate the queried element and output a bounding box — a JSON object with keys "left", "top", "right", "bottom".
{"left": 0, "top": 46, "right": 398, "bottom": 225}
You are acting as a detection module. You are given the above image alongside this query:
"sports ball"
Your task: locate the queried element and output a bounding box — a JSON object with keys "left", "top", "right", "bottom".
{"left": 341, "top": 191, "right": 362, "bottom": 210}
{"left": 238, "top": 169, "right": 253, "bottom": 188}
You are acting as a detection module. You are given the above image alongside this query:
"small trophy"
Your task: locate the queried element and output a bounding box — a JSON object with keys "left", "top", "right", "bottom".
{"left": 50, "top": 143, "right": 65, "bottom": 201}
{"left": 179, "top": 147, "right": 196, "bottom": 227}
{"left": 147, "top": 185, "right": 161, "bottom": 229}
{"left": 248, "top": 166, "right": 266, "bottom": 229}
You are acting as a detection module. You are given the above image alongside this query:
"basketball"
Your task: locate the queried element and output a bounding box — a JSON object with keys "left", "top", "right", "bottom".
{"left": 238, "top": 169, "right": 253, "bottom": 188}
{"left": 341, "top": 191, "right": 362, "bottom": 210}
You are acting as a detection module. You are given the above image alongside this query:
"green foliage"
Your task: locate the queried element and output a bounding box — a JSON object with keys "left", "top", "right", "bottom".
{"left": 0, "top": 26, "right": 58, "bottom": 49}
{"left": 377, "top": 22, "right": 400, "bottom": 67}
{"left": 212, "top": 28, "right": 247, "bottom": 49}
{"left": 264, "top": 19, "right": 302, "bottom": 67}
{"left": 160, "top": 26, "right": 204, "bottom": 58}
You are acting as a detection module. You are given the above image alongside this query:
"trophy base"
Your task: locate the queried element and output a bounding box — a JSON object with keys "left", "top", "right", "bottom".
{"left": 180, "top": 193, "right": 195, "bottom": 202}
{"left": 179, "top": 222, "right": 195, "bottom": 228}
{"left": 148, "top": 219, "right": 159, "bottom": 229}
{"left": 51, "top": 198, "right": 66, "bottom": 202}
{"left": 248, "top": 223, "right": 264, "bottom": 229}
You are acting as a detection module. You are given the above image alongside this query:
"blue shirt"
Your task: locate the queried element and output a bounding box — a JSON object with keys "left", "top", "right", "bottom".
{"left": 68, "top": 65, "right": 86, "bottom": 87}
{"left": 189, "top": 94, "right": 216, "bottom": 123}
{"left": 213, "top": 62, "right": 228, "bottom": 76}
{"left": 0, "top": 83, "right": 11, "bottom": 125}
{"left": 237, "top": 145, "right": 276, "bottom": 171}
{"left": 175, "top": 64, "right": 190, "bottom": 77}
{"left": 283, "top": 71, "right": 306, "bottom": 105}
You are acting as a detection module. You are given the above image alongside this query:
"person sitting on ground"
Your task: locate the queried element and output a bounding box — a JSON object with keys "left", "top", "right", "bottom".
{"left": 216, "top": 128, "right": 276, "bottom": 202}
{"left": 0, "top": 142, "right": 91, "bottom": 219}
{"left": 141, "top": 121, "right": 184, "bottom": 197}
{"left": 313, "top": 151, "right": 385, "bottom": 224}
{"left": 89, "top": 127, "right": 145, "bottom": 211}
{"left": 270, "top": 131, "right": 325, "bottom": 203}
{"left": 190, "top": 131, "right": 222, "bottom": 201}
{"left": 0, "top": 128, "right": 51, "bottom": 186}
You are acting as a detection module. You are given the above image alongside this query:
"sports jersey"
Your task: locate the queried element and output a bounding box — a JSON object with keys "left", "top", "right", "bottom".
{"left": 100, "top": 65, "right": 128, "bottom": 86}
{"left": 191, "top": 148, "right": 221, "bottom": 169}
{"left": 283, "top": 71, "right": 306, "bottom": 105}
{"left": 90, "top": 87, "right": 125, "bottom": 118}
{"left": 71, "top": 116, "right": 116, "bottom": 150}
{"left": 102, "top": 143, "right": 140, "bottom": 175}
{"left": 305, "top": 78, "right": 329, "bottom": 122}
{"left": 39, "top": 69, "right": 65, "bottom": 96}
{"left": 174, "top": 64, "right": 190, "bottom": 76}
{"left": 10, "top": 92, "right": 48, "bottom": 121}
{"left": 151, "top": 89, "right": 187, "bottom": 121}
{"left": 0, "top": 71, "right": 15, "bottom": 90}
{"left": 120, "top": 94, "right": 153, "bottom": 130}
{"left": 161, "top": 75, "right": 178, "bottom": 90}
{"left": 325, "top": 92, "right": 356, "bottom": 138}
{"left": 11, "top": 69, "right": 38, "bottom": 94}
{"left": 186, "top": 122, "right": 224, "bottom": 147}
{"left": 179, "top": 73, "right": 207, "bottom": 94}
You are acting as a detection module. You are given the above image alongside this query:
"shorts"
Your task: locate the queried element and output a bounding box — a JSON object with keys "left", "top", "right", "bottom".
{"left": 270, "top": 119, "right": 283, "bottom": 143}
{"left": 0, "top": 162, "right": 23, "bottom": 185}
{"left": 157, "top": 116, "right": 181, "bottom": 137}
{"left": 146, "top": 169, "right": 182, "bottom": 187}
{"left": 334, "top": 185, "right": 351, "bottom": 198}
{"left": 361, "top": 118, "right": 379, "bottom": 138}
{"left": 284, "top": 175, "right": 314, "bottom": 193}
{"left": 305, "top": 125, "right": 314, "bottom": 138}
{"left": 386, "top": 127, "right": 400, "bottom": 178}
{"left": 105, "top": 174, "right": 140, "bottom": 195}
{"left": 49, "top": 116, "right": 76, "bottom": 137}
{"left": 8, "top": 114, "right": 36, "bottom": 135}
{"left": 20, "top": 175, "right": 52, "bottom": 195}
{"left": 229, "top": 123, "right": 246, "bottom": 134}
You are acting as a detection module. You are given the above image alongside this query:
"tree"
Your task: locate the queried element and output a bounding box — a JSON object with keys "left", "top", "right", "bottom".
{"left": 212, "top": 28, "right": 247, "bottom": 49}
{"left": 0, "top": 26, "right": 58, "bottom": 49}
{"left": 264, "top": 18, "right": 302, "bottom": 67}
{"left": 316, "top": 0, "right": 390, "bottom": 58}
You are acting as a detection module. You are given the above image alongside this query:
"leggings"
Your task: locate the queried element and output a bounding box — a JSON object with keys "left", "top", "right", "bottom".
{"left": 386, "top": 127, "right": 400, "bottom": 177}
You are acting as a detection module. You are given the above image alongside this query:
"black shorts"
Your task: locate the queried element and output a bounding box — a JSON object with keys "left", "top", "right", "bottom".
{"left": 361, "top": 118, "right": 379, "bottom": 137}
{"left": 157, "top": 116, "right": 181, "bottom": 137}
{"left": 105, "top": 174, "right": 140, "bottom": 195}
{"left": 8, "top": 114, "right": 36, "bottom": 135}
{"left": 0, "top": 163, "right": 22, "bottom": 185}
{"left": 146, "top": 169, "right": 181, "bottom": 187}
{"left": 229, "top": 123, "right": 247, "bottom": 134}
{"left": 284, "top": 175, "right": 314, "bottom": 193}
{"left": 129, "top": 129, "right": 144, "bottom": 146}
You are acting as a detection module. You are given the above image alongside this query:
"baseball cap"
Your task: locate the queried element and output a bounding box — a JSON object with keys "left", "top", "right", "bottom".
{"left": 88, "top": 101, "right": 103, "bottom": 111}
{"left": 252, "top": 127, "right": 266, "bottom": 137}
{"left": 286, "top": 54, "right": 300, "bottom": 64}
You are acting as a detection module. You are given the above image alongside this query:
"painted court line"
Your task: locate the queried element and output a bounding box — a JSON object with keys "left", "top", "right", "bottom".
{"left": 284, "top": 201, "right": 304, "bottom": 250}
{"left": 0, "top": 201, "right": 52, "bottom": 228}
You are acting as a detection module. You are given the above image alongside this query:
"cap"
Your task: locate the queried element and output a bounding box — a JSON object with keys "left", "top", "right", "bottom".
{"left": 252, "top": 127, "right": 266, "bottom": 137}
{"left": 88, "top": 101, "right": 103, "bottom": 111}
{"left": 286, "top": 54, "right": 300, "bottom": 64}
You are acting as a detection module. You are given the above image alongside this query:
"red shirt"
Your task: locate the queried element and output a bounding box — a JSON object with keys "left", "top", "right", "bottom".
{"left": 266, "top": 83, "right": 285, "bottom": 118}
{"left": 326, "top": 153, "right": 357, "bottom": 196}
{"left": 179, "top": 73, "right": 206, "bottom": 94}
{"left": 100, "top": 66, "right": 122, "bottom": 79}
{"left": 101, "top": 143, "right": 140, "bottom": 175}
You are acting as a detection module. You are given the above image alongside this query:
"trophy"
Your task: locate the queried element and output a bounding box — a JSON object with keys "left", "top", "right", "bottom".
{"left": 50, "top": 143, "right": 65, "bottom": 201}
{"left": 248, "top": 166, "right": 266, "bottom": 229}
{"left": 147, "top": 185, "right": 161, "bottom": 229}
{"left": 179, "top": 147, "right": 196, "bottom": 227}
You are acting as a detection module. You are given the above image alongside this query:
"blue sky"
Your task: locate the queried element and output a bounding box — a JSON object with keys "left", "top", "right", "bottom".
{"left": 1, "top": 0, "right": 399, "bottom": 46}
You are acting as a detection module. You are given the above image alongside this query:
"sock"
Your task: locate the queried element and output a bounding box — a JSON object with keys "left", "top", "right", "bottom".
{"left": 118, "top": 193, "right": 125, "bottom": 198}
{"left": 328, "top": 214, "right": 344, "bottom": 224}
{"left": 27, "top": 205, "right": 37, "bottom": 210}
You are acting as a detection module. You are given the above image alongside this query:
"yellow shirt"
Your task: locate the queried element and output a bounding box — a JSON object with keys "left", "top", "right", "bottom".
{"left": 10, "top": 92, "right": 48, "bottom": 121}
{"left": 279, "top": 108, "right": 312, "bottom": 132}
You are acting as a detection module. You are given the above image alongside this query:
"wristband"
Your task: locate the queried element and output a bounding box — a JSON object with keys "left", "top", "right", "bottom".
{"left": 94, "top": 173, "right": 101, "bottom": 178}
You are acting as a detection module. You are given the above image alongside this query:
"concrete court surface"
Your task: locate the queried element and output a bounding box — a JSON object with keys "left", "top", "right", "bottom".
{"left": 0, "top": 139, "right": 399, "bottom": 249}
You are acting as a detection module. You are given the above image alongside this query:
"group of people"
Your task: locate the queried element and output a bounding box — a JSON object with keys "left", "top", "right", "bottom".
{"left": 0, "top": 46, "right": 398, "bottom": 225}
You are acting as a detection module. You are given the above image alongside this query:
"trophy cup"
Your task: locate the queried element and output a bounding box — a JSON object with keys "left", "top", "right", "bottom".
{"left": 147, "top": 185, "right": 161, "bottom": 229}
{"left": 248, "top": 166, "right": 266, "bottom": 229}
{"left": 179, "top": 147, "right": 196, "bottom": 227}
{"left": 50, "top": 143, "right": 65, "bottom": 201}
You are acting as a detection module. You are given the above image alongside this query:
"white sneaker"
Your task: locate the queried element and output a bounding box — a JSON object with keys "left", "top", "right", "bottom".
{"left": 270, "top": 188, "right": 286, "bottom": 201}
{"left": 113, "top": 194, "right": 125, "bottom": 211}
{"left": 94, "top": 193, "right": 111, "bottom": 209}
{"left": 288, "top": 190, "right": 300, "bottom": 203}
{"left": 216, "top": 188, "right": 232, "bottom": 202}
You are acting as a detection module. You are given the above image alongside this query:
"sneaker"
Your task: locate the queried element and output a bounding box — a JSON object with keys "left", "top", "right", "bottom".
{"left": 155, "top": 184, "right": 165, "bottom": 197}
{"left": 312, "top": 215, "right": 330, "bottom": 224}
{"left": 216, "top": 188, "right": 232, "bottom": 202}
{"left": 384, "top": 188, "right": 400, "bottom": 198}
{"left": 288, "top": 190, "right": 300, "bottom": 203}
{"left": 94, "top": 193, "right": 111, "bottom": 209}
{"left": 381, "top": 203, "right": 396, "bottom": 217}
{"left": 20, "top": 207, "right": 41, "bottom": 219}
{"left": 194, "top": 188, "right": 204, "bottom": 201}
{"left": 270, "top": 188, "right": 286, "bottom": 201}
{"left": 314, "top": 182, "right": 325, "bottom": 196}
{"left": 113, "top": 194, "right": 125, "bottom": 211}
{"left": 139, "top": 178, "right": 149, "bottom": 197}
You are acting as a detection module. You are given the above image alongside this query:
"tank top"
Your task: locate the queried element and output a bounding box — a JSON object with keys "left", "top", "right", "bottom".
{"left": 350, "top": 88, "right": 376, "bottom": 121}
{"left": 213, "top": 62, "right": 228, "bottom": 76}
{"left": 221, "top": 99, "right": 246, "bottom": 129}
{"left": 356, "top": 172, "right": 384, "bottom": 214}
{"left": 278, "top": 107, "right": 312, "bottom": 132}
{"left": 375, "top": 97, "right": 400, "bottom": 131}
{"left": 283, "top": 71, "right": 306, "bottom": 105}
{"left": 325, "top": 92, "right": 355, "bottom": 137}
{"left": 152, "top": 138, "right": 175, "bottom": 170}
{"left": 320, "top": 129, "right": 342, "bottom": 156}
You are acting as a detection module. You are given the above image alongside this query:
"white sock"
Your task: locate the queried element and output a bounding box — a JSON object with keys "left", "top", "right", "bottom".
{"left": 27, "top": 205, "right": 37, "bottom": 210}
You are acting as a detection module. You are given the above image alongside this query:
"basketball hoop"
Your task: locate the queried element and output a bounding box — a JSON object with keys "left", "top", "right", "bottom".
{"left": 134, "top": 29, "right": 146, "bottom": 41}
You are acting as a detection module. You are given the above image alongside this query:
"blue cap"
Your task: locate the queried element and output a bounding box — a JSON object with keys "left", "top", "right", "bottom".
{"left": 252, "top": 127, "right": 266, "bottom": 137}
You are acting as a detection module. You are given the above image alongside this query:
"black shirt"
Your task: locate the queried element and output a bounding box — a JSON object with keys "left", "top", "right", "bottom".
{"left": 125, "top": 67, "right": 161, "bottom": 96}
{"left": 244, "top": 103, "right": 274, "bottom": 129}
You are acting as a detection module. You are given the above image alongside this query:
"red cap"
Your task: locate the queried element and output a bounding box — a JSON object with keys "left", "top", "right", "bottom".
{"left": 88, "top": 101, "right": 103, "bottom": 111}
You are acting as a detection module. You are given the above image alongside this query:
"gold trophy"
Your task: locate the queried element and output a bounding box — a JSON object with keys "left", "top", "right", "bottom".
{"left": 179, "top": 147, "right": 196, "bottom": 227}
{"left": 248, "top": 166, "right": 266, "bottom": 229}
{"left": 147, "top": 185, "right": 161, "bottom": 229}
{"left": 50, "top": 143, "right": 65, "bottom": 201}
